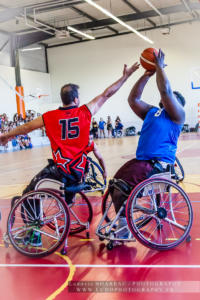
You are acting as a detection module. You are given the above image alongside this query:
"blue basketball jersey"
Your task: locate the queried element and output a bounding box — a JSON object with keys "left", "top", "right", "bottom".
{"left": 136, "top": 107, "right": 183, "bottom": 164}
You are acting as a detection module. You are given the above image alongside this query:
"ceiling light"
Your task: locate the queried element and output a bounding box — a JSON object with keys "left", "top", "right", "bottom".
{"left": 84, "top": 0, "right": 153, "bottom": 44}
{"left": 144, "top": 0, "right": 164, "bottom": 17}
{"left": 21, "top": 47, "right": 42, "bottom": 52}
{"left": 67, "top": 25, "right": 95, "bottom": 40}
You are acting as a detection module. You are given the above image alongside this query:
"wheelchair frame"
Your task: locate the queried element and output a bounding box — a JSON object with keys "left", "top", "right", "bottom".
{"left": 4, "top": 179, "right": 93, "bottom": 257}
{"left": 84, "top": 157, "right": 106, "bottom": 194}
{"left": 5, "top": 165, "right": 191, "bottom": 257}
{"left": 96, "top": 172, "right": 193, "bottom": 251}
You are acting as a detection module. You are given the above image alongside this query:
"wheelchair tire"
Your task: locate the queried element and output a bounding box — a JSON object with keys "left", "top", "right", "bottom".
{"left": 174, "top": 157, "right": 185, "bottom": 182}
{"left": 126, "top": 178, "right": 193, "bottom": 251}
{"left": 7, "top": 189, "right": 70, "bottom": 258}
{"left": 102, "top": 190, "right": 116, "bottom": 223}
{"left": 69, "top": 192, "right": 93, "bottom": 235}
{"left": 85, "top": 157, "right": 106, "bottom": 193}
{"left": 35, "top": 188, "right": 93, "bottom": 236}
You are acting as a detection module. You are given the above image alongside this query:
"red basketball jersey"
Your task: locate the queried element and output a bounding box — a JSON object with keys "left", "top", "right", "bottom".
{"left": 43, "top": 105, "right": 91, "bottom": 179}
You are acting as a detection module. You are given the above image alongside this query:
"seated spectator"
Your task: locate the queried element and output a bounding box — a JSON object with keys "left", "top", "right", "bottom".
{"left": 113, "top": 120, "right": 124, "bottom": 137}
{"left": 25, "top": 136, "right": 33, "bottom": 149}
{"left": 18, "top": 136, "right": 26, "bottom": 150}
{"left": 12, "top": 137, "right": 18, "bottom": 150}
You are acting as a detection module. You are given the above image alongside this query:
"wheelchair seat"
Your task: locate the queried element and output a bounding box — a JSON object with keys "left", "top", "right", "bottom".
{"left": 35, "top": 178, "right": 90, "bottom": 193}
{"left": 63, "top": 183, "right": 91, "bottom": 193}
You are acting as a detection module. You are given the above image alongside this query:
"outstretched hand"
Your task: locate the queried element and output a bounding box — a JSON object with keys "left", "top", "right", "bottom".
{"left": 153, "top": 49, "right": 167, "bottom": 69}
{"left": 123, "top": 62, "right": 140, "bottom": 79}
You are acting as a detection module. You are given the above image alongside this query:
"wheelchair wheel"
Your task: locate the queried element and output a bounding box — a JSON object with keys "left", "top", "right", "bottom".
{"left": 69, "top": 192, "right": 93, "bottom": 235}
{"left": 85, "top": 157, "right": 106, "bottom": 193}
{"left": 7, "top": 189, "right": 70, "bottom": 258}
{"left": 46, "top": 191, "right": 93, "bottom": 235}
{"left": 102, "top": 190, "right": 116, "bottom": 223}
{"left": 126, "top": 178, "right": 193, "bottom": 251}
{"left": 174, "top": 157, "right": 185, "bottom": 182}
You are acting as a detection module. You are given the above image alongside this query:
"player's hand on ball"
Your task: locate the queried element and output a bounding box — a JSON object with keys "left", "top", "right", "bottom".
{"left": 153, "top": 49, "right": 167, "bottom": 69}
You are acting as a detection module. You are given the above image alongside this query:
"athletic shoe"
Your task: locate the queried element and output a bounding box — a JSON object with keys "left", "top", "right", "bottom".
{"left": 28, "top": 231, "right": 42, "bottom": 247}
{"left": 16, "top": 230, "right": 42, "bottom": 247}
{"left": 116, "top": 217, "right": 130, "bottom": 239}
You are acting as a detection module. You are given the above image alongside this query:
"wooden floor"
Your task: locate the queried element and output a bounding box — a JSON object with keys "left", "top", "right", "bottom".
{"left": 0, "top": 133, "right": 200, "bottom": 198}
{"left": 0, "top": 133, "right": 200, "bottom": 300}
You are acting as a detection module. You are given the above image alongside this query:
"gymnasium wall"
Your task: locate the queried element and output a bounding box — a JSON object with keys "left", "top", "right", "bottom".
{"left": 0, "top": 65, "right": 52, "bottom": 118}
{"left": 48, "top": 22, "right": 200, "bottom": 130}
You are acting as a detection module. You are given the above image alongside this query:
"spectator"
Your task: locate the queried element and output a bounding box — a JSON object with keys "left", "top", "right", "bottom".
{"left": 107, "top": 116, "right": 113, "bottom": 138}
{"left": 99, "top": 118, "right": 106, "bottom": 138}
{"left": 91, "top": 118, "right": 98, "bottom": 139}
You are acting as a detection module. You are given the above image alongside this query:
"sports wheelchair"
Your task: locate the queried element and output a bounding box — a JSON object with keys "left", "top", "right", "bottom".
{"left": 84, "top": 157, "right": 106, "bottom": 194}
{"left": 96, "top": 170, "right": 192, "bottom": 251}
{"left": 172, "top": 156, "right": 185, "bottom": 183}
{"left": 4, "top": 179, "right": 93, "bottom": 258}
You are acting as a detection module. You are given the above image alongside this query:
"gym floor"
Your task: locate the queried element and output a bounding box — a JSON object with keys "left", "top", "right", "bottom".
{"left": 0, "top": 133, "right": 200, "bottom": 300}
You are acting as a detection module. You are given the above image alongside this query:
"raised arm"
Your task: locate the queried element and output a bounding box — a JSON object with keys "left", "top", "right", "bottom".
{"left": 154, "top": 49, "right": 185, "bottom": 124}
{"left": 0, "top": 116, "right": 44, "bottom": 145}
{"left": 87, "top": 62, "right": 140, "bottom": 115}
{"left": 93, "top": 143, "right": 107, "bottom": 179}
{"left": 128, "top": 70, "right": 154, "bottom": 120}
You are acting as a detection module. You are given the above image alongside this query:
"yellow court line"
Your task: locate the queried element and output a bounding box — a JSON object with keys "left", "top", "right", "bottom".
{"left": 46, "top": 252, "right": 76, "bottom": 300}
{"left": 80, "top": 239, "right": 94, "bottom": 242}
{"left": 0, "top": 243, "right": 76, "bottom": 300}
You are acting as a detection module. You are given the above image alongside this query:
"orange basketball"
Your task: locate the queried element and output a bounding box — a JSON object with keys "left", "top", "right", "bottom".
{"left": 140, "top": 48, "right": 158, "bottom": 71}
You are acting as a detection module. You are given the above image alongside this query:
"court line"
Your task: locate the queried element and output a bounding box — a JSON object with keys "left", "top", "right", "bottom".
{"left": 1, "top": 264, "right": 200, "bottom": 268}
{"left": 0, "top": 243, "right": 76, "bottom": 300}
{"left": 46, "top": 252, "right": 76, "bottom": 300}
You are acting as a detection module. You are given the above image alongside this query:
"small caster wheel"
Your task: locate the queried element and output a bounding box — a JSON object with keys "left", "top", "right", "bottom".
{"left": 186, "top": 235, "right": 191, "bottom": 243}
{"left": 99, "top": 237, "right": 104, "bottom": 241}
{"left": 61, "top": 248, "right": 67, "bottom": 255}
{"left": 86, "top": 232, "right": 90, "bottom": 239}
{"left": 107, "top": 241, "right": 113, "bottom": 251}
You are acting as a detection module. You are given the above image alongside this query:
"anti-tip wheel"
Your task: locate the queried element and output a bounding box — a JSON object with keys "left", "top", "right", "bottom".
{"left": 61, "top": 248, "right": 67, "bottom": 255}
{"left": 186, "top": 235, "right": 191, "bottom": 243}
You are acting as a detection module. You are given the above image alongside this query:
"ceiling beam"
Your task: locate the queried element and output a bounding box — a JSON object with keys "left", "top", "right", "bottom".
{"left": 70, "top": 5, "right": 118, "bottom": 34}
{"left": 15, "top": 2, "right": 200, "bottom": 35}
{"left": 122, "top": 0, "right": 156, "bottom": 27}
{"left": 47, "top": 16, "right": 200, "bottom": 49}
{"left": 0, "top": 1, "right": 84, "bottom": 24}
{"left": 61, "top": 2, "right": 200, "bottom": 31}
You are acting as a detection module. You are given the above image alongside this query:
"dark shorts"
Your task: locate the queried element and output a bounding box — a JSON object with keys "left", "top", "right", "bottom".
{"left": 114, "top": 158, "right": 153, "bottom": 187}
{"left": 107, "top": 124, "right": 112, "bottom": 130}
{"left": 112, "top": 158, "right": 154, "bottom": 215}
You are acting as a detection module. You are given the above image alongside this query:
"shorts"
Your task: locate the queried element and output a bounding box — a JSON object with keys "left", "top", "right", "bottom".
{"left": 114, "top": 158, "right": 153, "bottom": 186}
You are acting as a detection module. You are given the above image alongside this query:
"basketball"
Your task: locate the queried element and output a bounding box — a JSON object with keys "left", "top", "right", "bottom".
{"left": 140, "top": 48, "right": 158, "bottom": 71}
